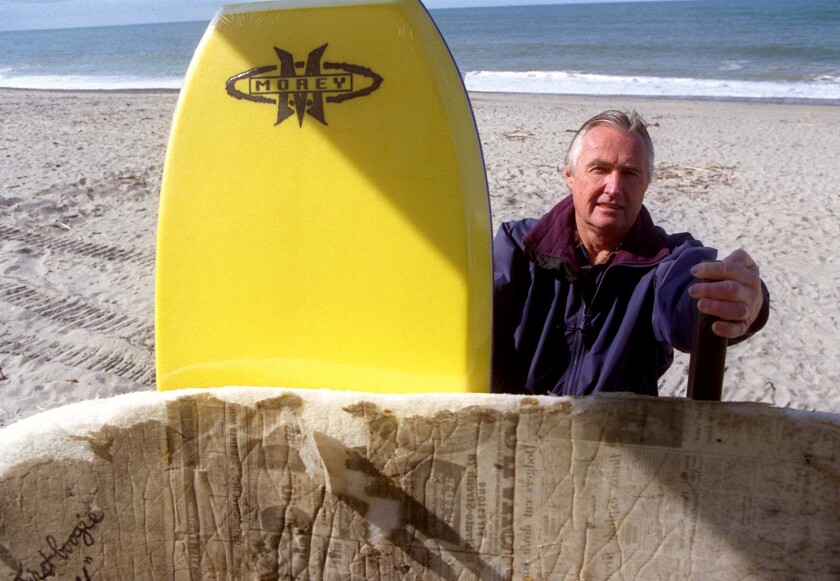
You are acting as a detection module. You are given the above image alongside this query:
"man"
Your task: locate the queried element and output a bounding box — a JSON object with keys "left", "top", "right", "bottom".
{"left": 492, "top": 110, "right": 769, "bottom": 396}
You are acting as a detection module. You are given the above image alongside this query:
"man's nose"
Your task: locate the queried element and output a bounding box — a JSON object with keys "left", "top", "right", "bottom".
{"left": 604, "top": 170, "right": 623, "bottom": 194}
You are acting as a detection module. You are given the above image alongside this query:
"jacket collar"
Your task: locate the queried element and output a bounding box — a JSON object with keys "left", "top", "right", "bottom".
{"left": 523, "top": 196, "right": 671, "bottom": 280}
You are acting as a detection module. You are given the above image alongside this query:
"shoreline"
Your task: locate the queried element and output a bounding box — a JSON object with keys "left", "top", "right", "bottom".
{"left": 470, "top": 91, "right": 840, "bottom": 108}
{"left": 3, "top": 86, "right": 840, "bottom": 108}
{"left": 1, "top": 89, "right": 838, "bottom": 426}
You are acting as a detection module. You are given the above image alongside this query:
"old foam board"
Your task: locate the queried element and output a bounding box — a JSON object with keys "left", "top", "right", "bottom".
{"left": 0, "top": 388, "right": 837, "bottom": 579}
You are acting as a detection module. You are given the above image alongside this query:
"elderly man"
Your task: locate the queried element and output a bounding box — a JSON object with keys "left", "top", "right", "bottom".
{"left": 492, "top": 110, "right": 769, "bottom": 396}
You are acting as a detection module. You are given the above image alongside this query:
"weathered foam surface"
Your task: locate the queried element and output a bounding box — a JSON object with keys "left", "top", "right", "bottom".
{"left": 1, "top": 388, "right": 838, "bottom": 579}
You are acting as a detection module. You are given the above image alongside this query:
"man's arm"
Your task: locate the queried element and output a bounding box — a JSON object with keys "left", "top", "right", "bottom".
{"left": 491, "top": 222, "right": 531, "bottom": 392}
{"left": 688, "top": 249, "right": 769, "bottom": 339}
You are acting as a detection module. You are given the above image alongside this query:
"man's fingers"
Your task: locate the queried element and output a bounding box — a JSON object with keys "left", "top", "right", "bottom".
{"left": 724, "top": 248, "right": 759, "bottom": 274}
{"left": 689, "top": 279, "right": 744, "bottom": 301}
{"left": 690, "top": 252, "right": 759, "bottom": 285}
{"left": 711, "top": 319, "right": 752, "bottom": 340}
{"left": 695, "top": 296, "right": 751, "bottom": 322}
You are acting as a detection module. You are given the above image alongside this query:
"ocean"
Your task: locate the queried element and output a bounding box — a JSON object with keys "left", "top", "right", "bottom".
{"left": 0, "top": 0, "right": 838, "bottom": 102}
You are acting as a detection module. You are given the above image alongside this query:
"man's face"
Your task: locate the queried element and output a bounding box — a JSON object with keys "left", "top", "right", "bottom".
{"left": 565, "top": 125, "right": 651, "bottom": 244}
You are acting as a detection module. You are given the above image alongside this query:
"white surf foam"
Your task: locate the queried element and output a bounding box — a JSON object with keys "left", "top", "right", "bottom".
{"left": 464, "top": 70, "right": 840, "bottom": 102}
{"left": 3, "top": 69, "right": 839, "bottom": 102}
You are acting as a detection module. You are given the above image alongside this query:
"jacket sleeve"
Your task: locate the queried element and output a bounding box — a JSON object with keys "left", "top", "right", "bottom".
{"left": 491, "top": 221, "right": 533, "bottom": 392}
{"left": 652, "top": 240, "right": 771, "bottom": 352}
{"left": 651, "top": 240, "right": 716, "bottom": 353}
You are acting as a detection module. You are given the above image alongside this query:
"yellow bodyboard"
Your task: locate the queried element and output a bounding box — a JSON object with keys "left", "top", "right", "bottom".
{"left": 156, "top": 0, "right": 491, "bottom": 393}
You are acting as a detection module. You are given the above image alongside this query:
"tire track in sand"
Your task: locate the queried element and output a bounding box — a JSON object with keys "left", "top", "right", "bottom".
{"left": 0, "top": 224, "right": 154, "bottom": 268}
{"left": 0, "top": 224, "right": 156, "bottom": 386}
{"left": 0, "top": 329, "right": 155, "bottom": 386}
{"left": 0, "top": 281, "right": 151, "bottom": 338}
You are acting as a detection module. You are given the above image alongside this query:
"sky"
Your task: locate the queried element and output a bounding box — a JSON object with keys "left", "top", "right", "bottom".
{"left": 0, "top": 0, "right": 674, "bottom": 32}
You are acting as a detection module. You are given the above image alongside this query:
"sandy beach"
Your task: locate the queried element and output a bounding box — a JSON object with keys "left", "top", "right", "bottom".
{"left": 0, "top": 88, "right": 838, "bottom": 427}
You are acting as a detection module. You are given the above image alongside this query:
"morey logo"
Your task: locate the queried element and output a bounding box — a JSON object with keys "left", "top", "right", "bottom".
{"left": 226, "top": 44, "right": 383, "bottom": 127}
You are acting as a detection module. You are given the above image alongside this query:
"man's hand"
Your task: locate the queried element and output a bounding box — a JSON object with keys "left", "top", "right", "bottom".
{"left": 689, "top": 249, "right": 764, "bottom": 339}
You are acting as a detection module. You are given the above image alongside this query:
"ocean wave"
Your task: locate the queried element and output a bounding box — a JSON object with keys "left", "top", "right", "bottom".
{"left": 815, "top": 74, "right": 840, "bottom": 83}
{"left": 464, "top": 71, "right": 840, "bottom": 102}
{"left": 2, "top": 69, "right": 839, "bottom": 102}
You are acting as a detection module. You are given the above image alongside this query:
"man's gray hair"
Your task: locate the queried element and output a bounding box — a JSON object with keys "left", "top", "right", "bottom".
{"left": 564, "top": 110, "right": 655, "bottom": 178}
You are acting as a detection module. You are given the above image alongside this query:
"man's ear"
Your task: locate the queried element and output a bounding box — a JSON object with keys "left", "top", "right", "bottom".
{"left": 564, "top": 166, "right": 574, "bottom": 190}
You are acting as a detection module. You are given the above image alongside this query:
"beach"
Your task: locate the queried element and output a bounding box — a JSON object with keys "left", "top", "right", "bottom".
{"left": 0, "top": 88, "right": 838, "bottom": 426}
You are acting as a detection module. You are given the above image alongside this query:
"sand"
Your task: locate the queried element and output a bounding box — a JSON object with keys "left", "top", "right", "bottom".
{"left": 0, "top": 88, "right": 838, "bottom": 426}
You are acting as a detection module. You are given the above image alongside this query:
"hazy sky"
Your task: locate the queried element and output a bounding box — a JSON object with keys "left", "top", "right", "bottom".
{"left": 0, "top": 0, "right": 670, "bottom": 31}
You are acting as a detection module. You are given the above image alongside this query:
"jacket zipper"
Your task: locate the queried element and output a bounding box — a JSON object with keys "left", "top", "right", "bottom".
{"left": 566, "top": 268, "right": 608, "bottom": 392}
{"left": 565, "top": 305, "right": 589, "bottom": 393}
{"left": 565, "top": 262, "right": 655, "bottom": 393}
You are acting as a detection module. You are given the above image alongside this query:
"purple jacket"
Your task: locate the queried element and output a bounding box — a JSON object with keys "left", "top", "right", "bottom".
{"left": 492, "top": 196, "right": 769, "bottom": 396}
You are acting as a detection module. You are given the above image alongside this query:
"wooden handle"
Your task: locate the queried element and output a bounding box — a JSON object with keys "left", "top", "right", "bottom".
{"left": 686, "top": 308, "right": 728, "bottom": 401}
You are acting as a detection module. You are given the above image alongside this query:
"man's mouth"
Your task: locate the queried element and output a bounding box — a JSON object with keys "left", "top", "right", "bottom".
{"left": 598, "top": 202, "right": 622, "bottom": 210}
